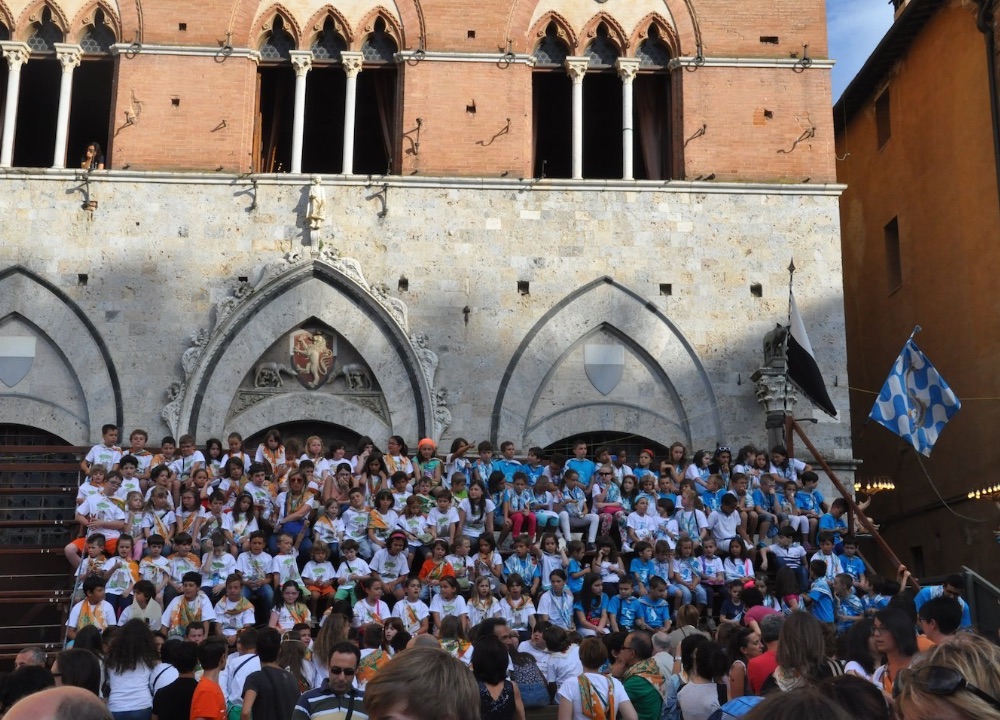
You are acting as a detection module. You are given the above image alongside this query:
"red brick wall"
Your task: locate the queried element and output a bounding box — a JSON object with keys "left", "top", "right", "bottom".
{"left": 109, "top": 54, "right": 257, "bottom": 172}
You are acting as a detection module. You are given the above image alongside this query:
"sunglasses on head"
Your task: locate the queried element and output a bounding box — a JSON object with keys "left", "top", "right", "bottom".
{"left": 894, "top": 665, "right": 1000, "bottom": 711}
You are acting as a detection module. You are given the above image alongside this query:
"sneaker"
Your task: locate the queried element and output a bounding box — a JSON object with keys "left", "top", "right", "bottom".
{"left": 585, "top": 542, "right": 597, "bottom": 553}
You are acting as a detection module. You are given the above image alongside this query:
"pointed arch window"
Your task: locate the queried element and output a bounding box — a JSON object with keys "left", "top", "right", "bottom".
{"left": 633, "top": 25, "right": 673, "bottom": 180}
{"left": 0, "top": 21, "right": 10, "bottom": 41}
{"left": 354, "top": 17, "right": 398, "bottom": 175}
{"left": 534, "top": 22, "right": 569, "bottom": 67}
{"left": 254, "top": 15, "right": 296, "bottom": 172}
{"left": 80, "top": 8, "right": 114, "bottom": 54}
{"left": 260, "top": 15, "right": 295, "bottom": 61}
{"left": 532, "top": 22, "right": 572, "bottom": 178}
{"left": 27, "top": 7, "right": 64, "bottom": 52}
{"left": 581, "top": 23, "right": 622, "bottom": 178}
{"left": 66, "top": 7, "right": 116, "bottom": 170}
{"left": 585, "top": 23, "right": 618, "bottom": 69}
{"left": 303, "top": 17, "right": 348, "bottom": 173}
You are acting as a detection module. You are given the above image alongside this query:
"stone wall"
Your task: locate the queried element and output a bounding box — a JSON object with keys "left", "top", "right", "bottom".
{"left": 0, "top": 173, "right": 852, "bottom": 477}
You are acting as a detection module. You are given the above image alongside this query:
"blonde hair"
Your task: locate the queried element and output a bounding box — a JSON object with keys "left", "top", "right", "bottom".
{"left": 895, "top": 633, "right": 1000, "bottom": 720}
{"left": 364, "top": 647, "right": 478, "bottom": 720}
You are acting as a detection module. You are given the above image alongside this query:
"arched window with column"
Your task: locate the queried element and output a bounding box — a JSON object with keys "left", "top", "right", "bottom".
{"left": 254, "top": 15, "right": 296, "bottom": 172}
{"left": 13, "top": 6, "right": 63, "bottom": 167}
{"left": 302, "top": 17, "right": 347, "bottom": 173}
{"left": 531, "top": 22, "right": 572, "bottom": 179}
{"left": 583, "top": 23, "right": 623, "bottom": 179}
{"left": 354, "top": 17, "right": 397, "bottom": 175}
{"left": 67, "top": 8, "right": 115, "bottom": 169}
{"left": 0, "top": 21, "right": 9, "bottom": 146}
{"left": 633, "top": 25, "right": 672, "bottom": 180}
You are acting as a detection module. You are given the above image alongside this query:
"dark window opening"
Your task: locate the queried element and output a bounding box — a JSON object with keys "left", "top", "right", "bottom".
{"left": 543, "top": 431, "right": 670, "bottom": 465}
{"left": 13, "top": 60, "right": 60, "bottom": 168}
{"left": 302, "top": 64, "right": 346, "bottom": 173}
{"left": 361, "top": 18, "right": 397, "bottom": 62}
{"left": 0, "top": 21, "right": 9, "bottom": 41}
{"left": 532, "top": 71, "right": 571, "bottom": 178}
{"left": 636, "top": 27, "right": 671, "bottom": 69}
{"left": 354, "top": 67, "right": 396, "bottom": 175}
{"left": 633, "top": 73, "right": 671, "bottom": 180}
{"left": 585, "top": 24, "right": 618, "bottom": 69}
{"left": 254, "top": 66, "right": 294, "bottom": 172}
{"left": 67, "top": 60, "right": 114, "bottom": 168}
{"left": 312, "top": 18, "right": 346, "bottom": 62}
{"left": 875, "top": 87, "right": 890, "bottom": 149}
{"left": 0, "top": 60, "right": 8, "bottom": 144}
{"left": 245, "top": 421, "right": 361, "bottom": 462}
{"left": 535, "top": 22, "right": 569, "bottom": 67}
{"left": 583, "top": 72, "right": 622, "bottom": 179}
{"left": 259, "top": 15, "right": 294, "bottom": 61}
{"left": 884, "top": 216, "right": 902, "bottom": 292}
{"left": 659, "top": 283, "right": 672, "bottom": 296}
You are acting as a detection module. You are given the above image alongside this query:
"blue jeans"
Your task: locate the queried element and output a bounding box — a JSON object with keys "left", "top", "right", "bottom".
{"left": 112, "top": 709, "right": 151, "bottom": 720}
{"left": 519, "top": 683, "right": 550, "bottom": 708}
{"left": 678, "top": 584, "right": 707, "bottom": 606}
{"left": 242, "top": 583, "right": 275, "bottom": 610}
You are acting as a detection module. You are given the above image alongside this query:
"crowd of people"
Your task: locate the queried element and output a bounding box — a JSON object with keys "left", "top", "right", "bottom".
{"left": 0, "top": 425, "right": 996, "bottom": 720}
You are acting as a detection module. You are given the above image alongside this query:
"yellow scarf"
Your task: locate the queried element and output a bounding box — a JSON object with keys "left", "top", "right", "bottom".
{"left": 169, "top": 594, "right": 206, "bottom": 637}
{"left": 223, "top": 596, "right": 254, "bottom": 615}
{"left": 179, "top": 510, "right": 199, "bottom": 533}
{"left": 152, "top": 510, "right": 173, "bottom": 539}
{"left": 368, "top": 509, "right": 391, "bottom": 532}
{"left": 579, "top": 675, "right": 615, "bottom": 720}
{"left": 285, "top": 602, "right": 310, "bottom": 626}
{"left": 624, "top": 658, "right": 665, "bottom": 691}
{"left": 77, "top": 600, "right": 107, "bottom": 630}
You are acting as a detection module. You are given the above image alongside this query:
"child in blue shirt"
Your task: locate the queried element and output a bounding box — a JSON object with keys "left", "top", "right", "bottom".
{"left": 636, "top": 576, "right": 672, "bottom": 631}
{"left": 629, "top": 541, "right": 656, "bottom": 596}
{"left": 566, "top": 540, "right": 588, "bottom": 594}
{"left": 504, "top": 534, "right": 541, "bottom": 595}
{"left": 838, "top": 536, "right": 866, "bottom": 587}
{"left": 719, "top": 579, "right": 746, "bottom": 626}
{"left": 805, "top": 559, "right": 836, "bottom": 625}
{"left": 607, "top": 578, "right": 642, "bottom": 632}
{"left": 834, "top": 573, "right": 865, "bottom": 635}
{"left": 817, "top": 498, "right": 849, "bottom": 550}
{"left": 566, "top": 439, "right": 597, "bottom": 491}
{"left": 473, "top": 441, "right": 499, "bottom": 485}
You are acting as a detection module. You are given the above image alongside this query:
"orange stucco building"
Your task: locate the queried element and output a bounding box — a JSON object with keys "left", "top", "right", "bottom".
{"left": 835, "top": 0, "right": 1000, "bottom": 578}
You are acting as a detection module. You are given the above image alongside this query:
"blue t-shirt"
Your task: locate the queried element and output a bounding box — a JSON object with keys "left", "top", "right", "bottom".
{"left": 751, "top": 488, "right": 777, "bottom": 513}
{"left": 524, "top": 464, "right": 545, "bottom": 486}
{"left": 630, "top": 558, "right": 656, "bottom": 589}
{"left": 640, "top": 597, "right": 671, "bottom": 629}
{"left": 566, "top": 458, "right": 597, "bottom": 489}
{"left": 839, "top": 555, "right": 866, "bottom": 582}
{"left": 795, "top": 490, "right": 818, "bottom": 513}
{"left": 836, "top": 592, "right": 865, "bottom": 634}
{"left": 720, "top": 599, "right": 745, "bottom": 623}
{"left": 818, "top": 513, "right": 847, "bottom": 543}
{"left": 494, "top": 459, "right": 522, "bottom": 483}
{"left": 607, "top": 595, "right": 641, "bottom": 631}
{"left": 567, "top": 558, "right": 585, "bottom": 593}
{"left": 573, "top": 593, "right": 609, "bottom": 629}
{"left": 504, "top": 553, "right": 540, "bottom": 580}
{"left": 809, "top": 579, "right": 836, "bottom": 623}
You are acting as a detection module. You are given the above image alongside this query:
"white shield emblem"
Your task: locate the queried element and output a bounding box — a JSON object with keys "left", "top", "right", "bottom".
{"left": 0, "top": 336, "right": 36, "bottom": 388}
{"left": 584, "top": 344, "right": 625, "bottom": 396}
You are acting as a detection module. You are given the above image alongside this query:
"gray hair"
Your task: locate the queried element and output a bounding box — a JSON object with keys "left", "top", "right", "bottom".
{"left": 652, "top": 631, "right": 673, "bottom": 654}
{"left": 760, "top": 613, "right": 785, "bottom": 644}
{"left": 16, "top": 647, "right": 48, "bottom": 667}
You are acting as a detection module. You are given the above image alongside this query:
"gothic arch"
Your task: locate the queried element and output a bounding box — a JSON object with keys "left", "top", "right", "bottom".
{"left": 508, "top": 0, "right": 698, "bottom": 56}
{"left": 0, "top": 0, "right": 14, "bottom": 35}
{"left": 527, "top": 11, "right": 576, "bottom": 55}
{"left": 354, "top": 6, "right": 401, "bottom": 53}
{"left": 0, "top": 266, "right": 123, "bottom": 444}
{"left": 253, "top": 4, "right": 301, "bottom": 50}
{"left": 16, "top": 1, "right": 69, "bottom": 41}
{"left": 629, "top": 12, "right": 678, "bottom": 58}
{"left": 490, "top": 276, "right": 723, "bottom": 449}
{"left": 174, "top": 259, "right": 434, "bottom": 445}
{"left": 578, "top": 13, "right": 628, "bottom": 56}
{"left": 68, "top": 1, "right": 121, "bottom": 44}
{"left": 302, "top": 5, "right": 353, "bottom": 48}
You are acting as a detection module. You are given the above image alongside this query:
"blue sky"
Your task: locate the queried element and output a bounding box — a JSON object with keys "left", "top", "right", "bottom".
{"left": 827, "top": 0, "right": 895, "bottom": 100}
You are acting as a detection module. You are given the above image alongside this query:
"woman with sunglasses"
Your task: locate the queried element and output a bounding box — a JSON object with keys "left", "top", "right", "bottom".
{"left": 894, "top": 632, "right": 1000, "bottom": 720}
{"left": 871, "top": 608, "right": 918, "bottom": 698}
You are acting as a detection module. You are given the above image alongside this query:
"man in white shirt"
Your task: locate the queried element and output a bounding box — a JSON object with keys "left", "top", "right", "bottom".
{"left": 218, "top": 628, "right": 261, "bottom": 706}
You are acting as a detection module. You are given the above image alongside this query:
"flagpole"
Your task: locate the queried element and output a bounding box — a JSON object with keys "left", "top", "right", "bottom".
{"left": 782, "top": 258, "right": 796, "bottom": 442}
{"left": 909, "top": 325, "right": 922, "bottom": 341}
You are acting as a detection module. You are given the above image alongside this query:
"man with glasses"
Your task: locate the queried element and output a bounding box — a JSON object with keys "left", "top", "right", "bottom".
{"left": 612, "top": 631, "right": 664, "bottom": 720}
{"left": 913, "top": 574, "right": 972, "bottom": 629}
{"left": 291, "top": 641, "right": 366, "bottom": 720}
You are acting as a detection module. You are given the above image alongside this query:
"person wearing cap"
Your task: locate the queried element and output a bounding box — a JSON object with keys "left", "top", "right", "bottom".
{"left": 370, "top": 531, "right": 411, "bottom": 601}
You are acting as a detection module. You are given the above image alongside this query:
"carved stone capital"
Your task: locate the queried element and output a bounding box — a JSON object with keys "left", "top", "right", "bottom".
{"left": 751, "top": 367, "right": 798, "bottom": 416}
{"left": 0, "top": 41, "right": 30, "bottom": 70}
{"left": 54, "top": 43, "right": 83, "bottom": 72}
{"left": 341, "top": 51, "right": 363, "bottom": 78}
{"left": 289, "top": 50, "right": 313, "bottom": 77}
{"left": 564, "top": 56, "right": 589, "bottom": 83}
{"left": 615, "top": 57, "right": 640, "bottom": 83}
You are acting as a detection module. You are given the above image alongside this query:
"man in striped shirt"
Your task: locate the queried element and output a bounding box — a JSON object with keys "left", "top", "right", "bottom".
{"left": 291, "top": 642, "right": 366, "bottom": 720}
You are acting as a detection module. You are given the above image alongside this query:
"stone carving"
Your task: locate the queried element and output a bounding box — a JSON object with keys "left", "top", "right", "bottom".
{"left": 254, "top": 361, "right": 296, "bottom": 388}
{"left": 216, "top": 281, "right": 254, "bottom": 326}
{"left": 161, "top": 380, "right": 184, "bottom": 436}
{"left": 433, "top": 388, "right": 452, "bottom": 441}
{"left": 343, "top": 393, "right": 389, "bottom": 422}
{"left": 317, "top": 246, "right": 370, "bottom": 292}
{"left": 372, "top": 283, "right": 409, "bottom": 331}
{"left": 410, "top": 332, "right": 438, "bottom": 387}
{"left": 337, "top": 362, "right": 372, "bottom": 391}
{"left": 291, "top": 330, "right": 336, "bottom": 389}
{"left": 231, "top": 391, "right": 273, "bottom": 416}
{"left": 181, "top": 329, "right": 210, "bottom": 378}
{"left": 307, "top": 175, "right": 326, "bottom": 229}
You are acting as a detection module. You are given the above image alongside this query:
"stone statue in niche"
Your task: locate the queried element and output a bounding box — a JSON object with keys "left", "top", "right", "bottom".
{"left": 307, "top": 175, "right": 326, "bottom": 230}
{"left": 254, "top": 361, "right": 296, "bottom": 388}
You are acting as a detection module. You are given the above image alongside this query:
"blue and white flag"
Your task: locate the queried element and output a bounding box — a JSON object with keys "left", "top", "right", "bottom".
{"left": 868, "top": 336, "right": 961, "bottom": 457}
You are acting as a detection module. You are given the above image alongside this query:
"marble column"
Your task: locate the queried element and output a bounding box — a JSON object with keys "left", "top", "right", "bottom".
{"left": 52, "top": 44, "right": 82, "bottom": 169}
{"left": 340, "top": 51, "right": 363, "bottom": 175}
{"left": 616, "top": 58, "right": 640, "bottom": 180}
{"left": 0, "top": 42, "right": 30, "bottom": 168}
{"left": 289, "top": 50, "right": 313, "bottom": 174}
{"left": 564, "top": 57, "right": 589, "bottom": 180}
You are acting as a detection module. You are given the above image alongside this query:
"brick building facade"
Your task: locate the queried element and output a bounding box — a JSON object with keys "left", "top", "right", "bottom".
{"left": 0, "top": 0, "right": 853, "bottom": 479}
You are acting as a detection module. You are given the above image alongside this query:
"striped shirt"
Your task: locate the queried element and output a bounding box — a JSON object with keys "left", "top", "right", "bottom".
{"left": 291, "top": 685, "right": 367, "bottom": 720}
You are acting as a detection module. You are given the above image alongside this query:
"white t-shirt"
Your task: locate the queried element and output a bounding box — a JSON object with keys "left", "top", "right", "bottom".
{"left": 336, "top": 558, "right": 371, "bottom": 591}
{"left": 458, "top": 497, "right": 495, "bottom": 537}
{"left": 66, "top": 599, "right": 117, "bottom": 630}
{"left": 235, "top": 551, "right": 273, "bottom": 583}
{"left": 427, "top": 506, "right": 460, "bottom": 538}
{"left": 86, "top": 444, "right": 122, "bottom": 470}
{"left": 202, "top": 552, "right": 237, "bottom": 587}
{"left": 391, "top": 599, "right": 430, "bottom": 635}
{"left": 169, "top": 452, "right": 206, "bottom": 483}
{"left": 353, "top": 598, "right": 390, "bottom": 627}
{"left": 707, "top": 509, "right": 741, "bottom": 544}
{"left": 518, "top": 640, "right": 549, "bottom": 676}
{"left": 369, "top": 549, "right": 410, "bottom": 582}
{"left": 106, "top": 664, "right": 154, "bottom": 711}
{"left": 546, "top": 646, "right": 583, "bottom": 686}
{"left": 219, "top": 653, "right": 261, "bottom": 703}
{"left": 160, "top": 593, "right": 216, "bottom": 635}
{"left": 626, "top": 511, "right": 659, "bottom": 543}
{"left": 500, "top": 597, "right": 536, "bottom": 632}
{"left": 537, "top": 590, "right": 575, "bottom": 629}
{"left": 78, "top": 494, "right": 126, "bottom": 540}
{"left": 430, "top": 594, "right": 468, "bottom": 620}
{"left": 557, "top": 672, "right": 629, "bottom": 720}
{"left": 214, "top": 598, "right": 255, "bottom": 637}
